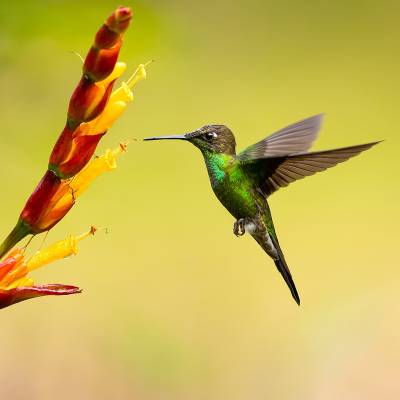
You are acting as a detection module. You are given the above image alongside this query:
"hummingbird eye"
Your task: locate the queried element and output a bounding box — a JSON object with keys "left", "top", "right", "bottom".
{"left": 205, "top": 132, "right": 218, "bottom": 140}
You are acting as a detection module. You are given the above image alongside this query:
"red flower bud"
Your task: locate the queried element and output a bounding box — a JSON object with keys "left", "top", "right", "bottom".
{"left": 106, "top": 6, "right": 133, "bottom": 34}
{"left": 14, "top": 169, "right": 76, "bottom": 235}
{"left": 54, "top": 133, "right": 104, "bottom": 179}
{"left": 95, "top": 25, "right": 120, "bottom": 49}
{"left": 48, "top": 126, "right": 74, "bottom": 168}
{"left": 20, "top": 170, "right": 62, "bottom": 230}
{"left": 49, "top": 128, "right": 106, "bottom": 179}
{"left": 83, "top": 7, "right": 132, "bottom": 82}
{"left": 83, "top": 42, "right": 122, "bottom": 82}
{"left": 36, "top": 201, "right": 75, "bottom": 233}
{"left": 68, "top": 76, "right": 115, "bottom": 126}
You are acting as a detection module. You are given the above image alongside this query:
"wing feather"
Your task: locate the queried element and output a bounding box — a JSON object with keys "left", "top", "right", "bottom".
{"left": 241, "top": 142, "right": 379, "bottom": 197}
{"left": 237, "top": 114, "right": 323, "bottom": 161}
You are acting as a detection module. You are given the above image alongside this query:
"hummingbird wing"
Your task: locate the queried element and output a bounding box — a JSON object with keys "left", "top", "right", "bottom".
{"left": 239, "top": 142, "right": 379, "bottom": 197}
{"left": 237, "top": 114, "right": 323, "bottom": 161}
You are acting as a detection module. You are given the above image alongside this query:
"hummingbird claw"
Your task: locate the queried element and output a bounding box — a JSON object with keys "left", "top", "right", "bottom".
{"left": 233, "top": 219, "right": 246, "bottom": 237}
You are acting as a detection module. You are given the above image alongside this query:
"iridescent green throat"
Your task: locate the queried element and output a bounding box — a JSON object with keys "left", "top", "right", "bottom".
{"left": 202, "top": 151, "right": 233, "bottom": 188}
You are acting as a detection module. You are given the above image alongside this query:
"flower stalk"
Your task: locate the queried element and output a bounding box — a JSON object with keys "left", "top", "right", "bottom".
{"left": 0, "top": 220, "right": 31, "bottom": 260}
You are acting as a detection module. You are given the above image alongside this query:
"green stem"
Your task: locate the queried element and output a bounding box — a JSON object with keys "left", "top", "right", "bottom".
{"left": 0, "top": 219, "right": 32, "bottom": 260}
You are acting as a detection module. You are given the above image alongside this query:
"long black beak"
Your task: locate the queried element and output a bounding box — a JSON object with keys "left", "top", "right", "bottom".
{"left": 143, "top": 134, "right": 188, "bottom": 141}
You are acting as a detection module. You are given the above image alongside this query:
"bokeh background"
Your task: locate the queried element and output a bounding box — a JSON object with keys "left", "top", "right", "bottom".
{"left": 0, "top": 1, "right": 399, "bottom": 399}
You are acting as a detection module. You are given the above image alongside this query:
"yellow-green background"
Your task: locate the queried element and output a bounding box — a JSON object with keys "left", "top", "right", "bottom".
{"left": 0, "top": 1, "right": 399, "bottom": 399}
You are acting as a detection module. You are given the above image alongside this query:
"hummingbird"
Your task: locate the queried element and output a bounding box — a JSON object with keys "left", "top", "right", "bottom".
{"left": 144, "top": 115, "right": 379, "bottom": 305}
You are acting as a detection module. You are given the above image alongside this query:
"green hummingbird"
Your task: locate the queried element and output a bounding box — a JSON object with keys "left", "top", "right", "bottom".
{"left": 144, "top": 115, "right": 379, "bottom": 305}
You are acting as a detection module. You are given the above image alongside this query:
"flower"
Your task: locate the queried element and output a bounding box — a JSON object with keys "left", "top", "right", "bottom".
{"left": 50, "top": 63, "right": 146, "bottom": 179}
{"left": 79, "top": 64, "right": 147, "bottom": 136}
{"left": 0, "top": 6, "right": 145, "bottom": 310}
{"left": 68, "top": 7, "right": 133, "bottom": 126}
{"left": 26, "top": 144, "right": 127, "bottom": 233}
{"left": 48, "top": 6, "right": 135, "bottom": 179}
{"left": 0, "top": 5, "right": 147, "bottom": 259}
{"left": 39, "top": 143, "right": 128, "bottom": 232}
{"left": 83, "top": 7, "right": 133, "bottom": 83}
{"left": 0, "top": 227, "right": 96, "bottom": 309}
{"left": 0, "top": 143, "right": 127, "bottom": 258}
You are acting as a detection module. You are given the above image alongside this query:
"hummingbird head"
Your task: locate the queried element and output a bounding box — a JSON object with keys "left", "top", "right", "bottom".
{"left": 144, "top": 125, "right": 236, "bottom": 155}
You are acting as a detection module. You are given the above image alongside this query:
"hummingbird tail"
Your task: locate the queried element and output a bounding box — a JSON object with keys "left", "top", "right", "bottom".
{"left": 270, "top": 236, "right": 301, "bottom": 305}
{"left": 273, "top": 255, "right": 301, "bottom": 306}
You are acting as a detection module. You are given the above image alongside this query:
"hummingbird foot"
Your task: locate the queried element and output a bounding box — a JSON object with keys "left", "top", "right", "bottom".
{"left": 233, "top": 218, "right": 250, "bottom": 237}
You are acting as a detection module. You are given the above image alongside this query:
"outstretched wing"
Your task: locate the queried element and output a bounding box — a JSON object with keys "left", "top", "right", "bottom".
{"left": 237, "top": 114, "right": 323, "bottom": 161}
{"left": 240, "top": 142, "right": 379, "bottom": 197}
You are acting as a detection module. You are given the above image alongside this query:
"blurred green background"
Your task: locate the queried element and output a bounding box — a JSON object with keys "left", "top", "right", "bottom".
{"left": 0, "top": 0, "right": 399, "bottom": 399}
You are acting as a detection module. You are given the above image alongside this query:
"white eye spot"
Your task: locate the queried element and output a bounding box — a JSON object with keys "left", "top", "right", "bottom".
{"left": 205, "top": 132, "right": 218, "bottom": 140}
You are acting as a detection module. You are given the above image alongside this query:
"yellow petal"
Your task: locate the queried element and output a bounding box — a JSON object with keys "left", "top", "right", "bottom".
{"left": 108, "top": 63, "right": 147, "bottom": 104}
{"left": 81, "top": 62, "right": 127, "bottom": 124}
{"left": 6, "top": 277, "right": 34, "bottom": 290}
{"left": 97, "top": 61, "right": 127, "bottom": 87}
{"left": 76, "top": 63, "right": 147, "bottom": 136}
{"left": 27, "top": 227, "right": 97, "bottom": 272}
{"left": 27, "top": 235, "right": 78, "bottom": 272}
{"left": 83, "top": 85, "right": 106, "bottom": 121}
{"left": 69, "top": 144, "right": 126, "bottom": 198}
{"left": 91, "top": 100, "right": 128, "bottom": 133}
{"left": 75, "top": 99, "right": 128, "bottom": 136}
{"left": 126, "top": 63, "right": 147, "bottom": 89}
{"left": 0, "top": 263, "right": 28, "bottom": 288}
{"left": 109, "top": 82, "right": 134, "bottom": 104}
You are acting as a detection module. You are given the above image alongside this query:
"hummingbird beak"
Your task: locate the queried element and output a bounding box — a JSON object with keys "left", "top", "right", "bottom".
{"left": 143, "top": 134, "right": 188, "bottom": 141}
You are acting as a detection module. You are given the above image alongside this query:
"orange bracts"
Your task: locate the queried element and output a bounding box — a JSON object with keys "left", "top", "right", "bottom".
{"left": 49, "top": 6, "right": 136, "bottom": 179}
{"left": 0, "top": 6, "right": 146, "bottom": 309}
{"left": 22, "top": 144, "right": 127, "bottom": 234}
{"left": 50, "top": 63, "right": 145, "bottom": 179}
{"left": 0, "top": 5, "right": 146, "bottom": 260}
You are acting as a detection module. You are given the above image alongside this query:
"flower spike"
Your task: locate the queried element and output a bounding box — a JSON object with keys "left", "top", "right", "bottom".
{"left": 50, "top": 7, "right": 134, "bottom": 177}
{"left": 0, "top": 6, "right": 144, "bottom": 309}
{"left": 0, "top": 5, "right": 144, "bottom": 260}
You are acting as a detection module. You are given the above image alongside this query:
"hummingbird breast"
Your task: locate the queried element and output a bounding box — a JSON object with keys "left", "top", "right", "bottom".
{"left": 204, "top": 154, "right": 260, "bottom": 220}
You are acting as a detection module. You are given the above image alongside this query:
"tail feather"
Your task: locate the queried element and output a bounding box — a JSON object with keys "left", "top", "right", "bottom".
{"left": 270, "top": 235, "right": 300, "bottom": 305}
{"left": 250, "top": 207, "right": 301, "bottom": 305}
{"left": 273, "top": 255, "right": 300, "bottom": 305}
